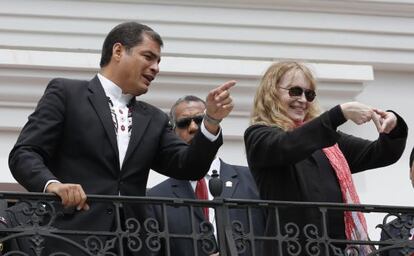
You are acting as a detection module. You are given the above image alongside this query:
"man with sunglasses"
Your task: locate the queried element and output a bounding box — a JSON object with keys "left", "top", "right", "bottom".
{"left": 147, "top": 95, "right": 266, "bottom": 256}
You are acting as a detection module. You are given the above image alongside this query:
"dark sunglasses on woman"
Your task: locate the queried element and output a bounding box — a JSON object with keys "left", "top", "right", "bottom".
{"left": 279, "top": 86, "right": 316, "bottom": 102}
{"left": 175, "top": 115, "right": 204, "bottom": 129}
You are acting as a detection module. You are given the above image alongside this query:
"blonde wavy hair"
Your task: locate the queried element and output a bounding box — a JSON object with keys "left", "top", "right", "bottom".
{"left": 251, "top": 61, "right": 321, "bottom": 130}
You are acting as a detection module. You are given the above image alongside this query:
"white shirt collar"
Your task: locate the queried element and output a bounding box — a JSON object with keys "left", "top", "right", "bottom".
{"left": 97, "top": 73, "right": 134, "bottom": 107}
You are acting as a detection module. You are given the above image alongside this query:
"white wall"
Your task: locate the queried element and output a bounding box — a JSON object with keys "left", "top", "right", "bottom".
{"left": 342, "top": 70, "right": 414, "bottom": 240}
{"left": 354, "top": 70, "right": 414, "bottom": 206}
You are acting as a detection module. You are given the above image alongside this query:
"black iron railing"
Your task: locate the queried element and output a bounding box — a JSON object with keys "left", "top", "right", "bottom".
{"left": 0, "top": 191, "right": 413, "bottom": 256}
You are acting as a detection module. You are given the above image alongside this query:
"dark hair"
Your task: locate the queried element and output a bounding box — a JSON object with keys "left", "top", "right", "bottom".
{"left": 100, "top": 21, "right": 163, "bottom": 67}
{"left": 410, "top": 147, "right": 414, "bottom": 168}
{"left": 169, "top": 95, "right": 206, "bottom": 128}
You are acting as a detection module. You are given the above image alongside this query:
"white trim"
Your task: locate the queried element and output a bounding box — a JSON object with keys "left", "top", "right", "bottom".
{"left": 85, "top": 0, "right": 414, "bottom": 17}
{"left": 0, "top": 49, "right": 373, "bottom": 81}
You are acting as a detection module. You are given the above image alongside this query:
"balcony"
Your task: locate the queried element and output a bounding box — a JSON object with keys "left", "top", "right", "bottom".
{"left": 0, "top": 190, "right": 412, "bottom": 256}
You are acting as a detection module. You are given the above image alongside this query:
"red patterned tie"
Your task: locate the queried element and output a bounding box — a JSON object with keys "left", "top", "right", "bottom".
{"left": 195, "top": 178, "right": 209, "bottom": 220}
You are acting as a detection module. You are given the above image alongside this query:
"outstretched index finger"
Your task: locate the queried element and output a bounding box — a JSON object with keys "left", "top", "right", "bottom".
{"left": 210, "top": 80, "right": 236, "bottom": 95}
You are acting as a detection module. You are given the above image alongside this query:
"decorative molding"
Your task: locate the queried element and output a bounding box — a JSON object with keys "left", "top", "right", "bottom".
{"left": 0, "top": 49, "right": 373, "bottom": 80}
{"left": 92, "top": 0, "right": 414, "bottom": 17}
{"left": 0, "top": 49, "right": 372, "bottom": 137}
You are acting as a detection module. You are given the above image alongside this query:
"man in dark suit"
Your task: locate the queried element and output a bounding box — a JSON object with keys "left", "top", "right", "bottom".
{"left": 8, "top": 22, "right": 235, "bottom": 255}
{"left": 379, "top": 146, "right": 414, "bottom": 256}
{"left": 147, "top": 95, "right": 265, "bottom": 256}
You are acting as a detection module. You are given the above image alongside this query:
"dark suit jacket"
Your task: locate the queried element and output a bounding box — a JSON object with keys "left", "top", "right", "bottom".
{"left": 380, "top": 214, "right": 414, "bottom": 256}
{"left": 8, "top": 76, "right": 222, "bottom": 255}
{"left": 147, "top": 159, "right": 266, "bottom": 256}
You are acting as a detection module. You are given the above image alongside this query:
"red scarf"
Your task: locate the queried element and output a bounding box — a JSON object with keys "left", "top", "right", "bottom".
{"left": 294, "top": 121, "right": 373, "bottom": 254}
{"left": 322, "top": 144, "right": 373, "bottom": 255}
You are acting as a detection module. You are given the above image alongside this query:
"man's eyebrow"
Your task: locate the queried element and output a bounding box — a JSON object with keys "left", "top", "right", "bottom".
{"left": 143, "top": 51, "right": 159, "bottom": 58}
{"left": 143, "top": 50, "right": 161, "bottom": 63}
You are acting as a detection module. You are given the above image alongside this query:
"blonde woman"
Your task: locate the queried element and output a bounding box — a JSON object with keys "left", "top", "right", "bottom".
{"left": 244, "top": 61, "right": 407, "bottom": 255}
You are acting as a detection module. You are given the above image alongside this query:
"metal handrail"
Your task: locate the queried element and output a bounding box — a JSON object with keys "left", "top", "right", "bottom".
{"left": 0, "top": 192, "right": 412, "bottom": 255}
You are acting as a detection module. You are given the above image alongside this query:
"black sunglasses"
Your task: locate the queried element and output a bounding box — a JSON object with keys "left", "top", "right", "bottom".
{"left": 280, "top": 86, "right": 316, "bottom": 102}
{"left": 175, "top": 115, "right": 204, "bottom": 129}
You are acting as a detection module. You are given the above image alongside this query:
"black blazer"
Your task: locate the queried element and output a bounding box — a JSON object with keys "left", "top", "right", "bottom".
{"left": 147, "top": 159, "right": 266, "bottom": 256}
{"left": 244, "top": 106, "right": 407, "bottom": 255}
{"left": 8, "top": 76, "right": 222, "bottom": 254}
{"left": 380, "top": 214, "right": 414, "bottom": 256}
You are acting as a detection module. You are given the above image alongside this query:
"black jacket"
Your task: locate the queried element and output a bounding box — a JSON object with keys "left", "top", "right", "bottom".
{"left": 8, "top": 76, "right": 222, "bottom": 255}
{"left": 244, "top": 105, "right": 407, "bottom": 255}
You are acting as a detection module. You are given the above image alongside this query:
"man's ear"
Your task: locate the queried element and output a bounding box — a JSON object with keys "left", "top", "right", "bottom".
{"left": 112, "top": 43, "right": 124, "bottom": 62}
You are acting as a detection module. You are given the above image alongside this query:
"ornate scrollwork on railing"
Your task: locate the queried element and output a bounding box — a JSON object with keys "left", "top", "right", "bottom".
{"left": 10, "top": 200, "right": 57, "bottom": 228}
{"left": 144, "top": 217, "right": 162, "bottom": 253}
{"left": 231, "top": 220, "right": 248, "bottom": 254}
{"left": 303, "top": 223, "right": 349, "bottom": 256}
{"left": 303, "top": 223, "right": 323, "bottom": 256}
{"left": 378, "top": 213, "right": 414, "bottom": 240}
{"left": 283, "top": 222, "right": 301, "bottom": 256}
{"left": 123, "top": 217, "right": 142, "bottom": 253}
{"left": 2, "top": 200, "right": 120, "bottom": 256}
{"left": 375, "top": 212, "right": 414, "bottom": 256}
{"left": 83, "top": 236, "right": 117, "bottom": 256}
{"left": 198, "top": 220, "right": 217, "bottom": 255}
{"left": 0, "top": 193, "right": 413, "bottom": 256}
{"left": 28, "top": 234, "right": 44, "bottom": 256}
{"left": 4, "top": 200, "right": 59, "bottom": 256}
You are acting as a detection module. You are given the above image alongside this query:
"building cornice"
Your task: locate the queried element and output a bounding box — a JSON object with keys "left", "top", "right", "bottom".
{"left": 92, "top": 0, "right": 414, "bottom": 17}
{"left": 0, "top": 48, "right": 372, "bottom": 133}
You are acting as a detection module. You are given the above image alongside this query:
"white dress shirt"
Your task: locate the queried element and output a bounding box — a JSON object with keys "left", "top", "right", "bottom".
{"left": 98, "top": 73, "right": 134, "bottom": 168}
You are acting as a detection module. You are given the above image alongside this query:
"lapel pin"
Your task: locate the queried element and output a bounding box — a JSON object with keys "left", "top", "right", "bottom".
{"left": 225, "top": 181, "right": 232, "bottom": 187}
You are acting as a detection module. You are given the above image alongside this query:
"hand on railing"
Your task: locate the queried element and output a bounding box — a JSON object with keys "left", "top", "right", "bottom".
{"left": 46, "top": 182, "right": 89, "bottom": 211}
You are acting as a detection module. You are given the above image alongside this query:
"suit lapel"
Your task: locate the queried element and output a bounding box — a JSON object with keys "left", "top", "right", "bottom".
{"left": 122, "top": 100, "right": 152, "bottom": 167}
{"left": 87, "top": 76, "right": 119, "bottom": 161}
{"left": 171, "top": 179, "right": 205, "bottom": 222}
{"left": 218, "top": 160, "right": 239, "bottom": 199}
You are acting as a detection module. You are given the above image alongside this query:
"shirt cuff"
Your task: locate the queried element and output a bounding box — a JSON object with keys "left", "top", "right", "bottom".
{"left": 201, "top": 120, "right": 221, "bottom": 141}
{"left": 43, "top": 180, "right": 61, "bottom": 192}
